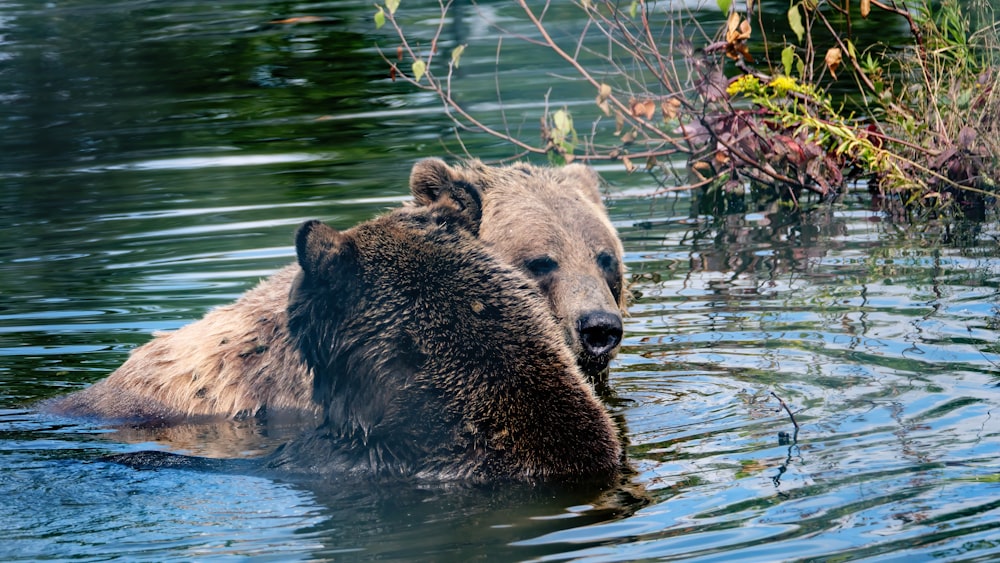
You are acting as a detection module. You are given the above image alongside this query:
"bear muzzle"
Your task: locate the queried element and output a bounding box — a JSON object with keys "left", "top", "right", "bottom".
{"left": 577, "top": 310, "right": 623, "bottom": 362}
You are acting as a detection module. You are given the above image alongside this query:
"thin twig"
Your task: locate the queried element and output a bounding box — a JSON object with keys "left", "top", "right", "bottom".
{"left": 771, "top": 391, "right": 800, "bottom": 430}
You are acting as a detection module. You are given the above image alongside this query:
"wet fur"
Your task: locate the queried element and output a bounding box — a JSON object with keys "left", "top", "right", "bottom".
{"left": 48, "top": 159, "right": 626, "bottom": 422}
{"left": 103, "top": 182, "right": 622, "bottom": 484}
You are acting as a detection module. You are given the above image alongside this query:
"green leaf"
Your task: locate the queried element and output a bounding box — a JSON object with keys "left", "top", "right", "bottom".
{"left": 846, "top": 39, "right": 857, "bottom": 61}
{"left": 781, "top": 45, "right": 795, "bottom": 76}
{"left": 717, "top": 0, "right": 732, "bottom": 13}
{"left": 412, "top": 59, "right": 426, "bottom": 83}
{"left": 628, "top": 1, "right": 638, "bottom": 18}
{"left": 788, "top": 4, "right": 804, "bottom": 43}
{"left": 374, "top": 6, "right": 385, "bottom": 29}
{"left": 386, "top": 0, "right": 400, "bottom": 15}
{"left": 450, "top": 44, "right": 466, "bottom": 68}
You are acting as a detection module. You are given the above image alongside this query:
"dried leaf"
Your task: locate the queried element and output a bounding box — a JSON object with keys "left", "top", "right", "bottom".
{"left": 630, "top": 99, "right": 656, "bottom": 120}
{"left": 620, "top": 129, "right": 637, "bottom": 144}
{"left": 861, "top": 0, "right": 870, "bottom": 18}
{"left": 697, "top": 69, "right": 729, "bottom": 101}
{"left": 957, "top": 126, "right": 977, "bottom": 150}
{"left": 726, "top": 11, "right": 742, "bottom": 42}
{"left": 723, "top": 13, "right": 753, "bottom": 61}
{"left": 622, "top": 156, "right": 636, "bottom": 173}
{"left": 614, "top": 110, "right": 625, "bottom": 135}
{"left": 661, "top": 98, "right": 681, "bottom": 120}
{"left": 825, "top": 47, "right": 842, "bottom": 78}
{"left": 597, "top": 83, "right": 612, "bottom": 101}
{"left": 596, "top": 84, "right": 613, "bottom": 116}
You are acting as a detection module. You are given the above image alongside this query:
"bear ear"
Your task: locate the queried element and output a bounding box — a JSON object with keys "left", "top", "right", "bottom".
{"left": 410, "top": 158, "right": 460, "bottom": 206}
{"left": 563, "top": 163, "right": 605, "bottom": 206}
{"left": 435, "top": 180, "right": 483, "bottom": 235}
{"left": 295, "top": 220, "right": 351, "bottom": 280}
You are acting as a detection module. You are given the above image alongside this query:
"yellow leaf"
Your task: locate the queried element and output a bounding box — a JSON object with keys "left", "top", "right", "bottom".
{"left": 788, "top": 5, "right": 804, "bottom": 43}
{"left": 450, "top": 44, "right": 466, "bottom": 68}
{"left": 412, "top": 59, "right": 426, "bottom": 83}
{"left": 386, "top": 0, "right": 400, "bottom": 15}
{"left": 553, "top": 109, "right": 572, "bottom": 134}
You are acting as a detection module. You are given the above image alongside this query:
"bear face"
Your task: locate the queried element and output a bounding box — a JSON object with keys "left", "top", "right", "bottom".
{"left": 410, "top": 160, "right": 626, "bottom": 389}
{"left": 281, "top": 181, "right": 621, "bottom": 483}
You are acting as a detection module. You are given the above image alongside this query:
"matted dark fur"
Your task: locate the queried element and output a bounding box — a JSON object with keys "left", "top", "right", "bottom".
{"left": 111, "top": 181, "right": 621, "bottom": 483}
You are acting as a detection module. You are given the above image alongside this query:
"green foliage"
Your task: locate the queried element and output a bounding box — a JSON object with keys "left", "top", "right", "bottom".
{"left": 546, "top": 108, "right": 578, "bottom": 165}
{"left": 374, "top": 0, "right": 998, "bottom": 216}
{"left": 787, "top": 4, "right": 805, "bottom": 42}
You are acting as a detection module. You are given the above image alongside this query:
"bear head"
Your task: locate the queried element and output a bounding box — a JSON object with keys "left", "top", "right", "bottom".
{"left": 409, "top": 159, "right": 626, "bottom": 390}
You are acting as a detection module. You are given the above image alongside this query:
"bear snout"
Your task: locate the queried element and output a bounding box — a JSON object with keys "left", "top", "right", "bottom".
{"left": 577, "top": 310, "right": 623, "bottom": 359}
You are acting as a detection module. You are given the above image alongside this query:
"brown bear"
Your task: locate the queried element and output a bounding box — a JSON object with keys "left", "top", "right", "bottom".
{"left": 273, "top": 180, "right": 621, "bottom": 482}
{"left": 48, "top": 159, "right": 625, "bottom": 422}
{"left": 104, "top": 180, "right": 623, "bottom": 484}
{"left": 410, "top": 159, "right": 626, "bottom": 387}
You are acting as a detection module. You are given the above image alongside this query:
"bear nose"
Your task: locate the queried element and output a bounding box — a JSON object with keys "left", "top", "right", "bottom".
{"left": 578, "top": 311, "right": 623, "bottom": 358}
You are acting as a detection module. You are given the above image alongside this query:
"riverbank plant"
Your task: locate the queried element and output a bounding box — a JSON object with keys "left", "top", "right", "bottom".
{"left": 374, "top": 0, "right": 999, "bottom": 216}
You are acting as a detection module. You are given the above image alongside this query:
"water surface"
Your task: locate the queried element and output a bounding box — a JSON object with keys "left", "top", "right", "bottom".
{"left": 2, "top": 1, "right": 998, "bottom": 561}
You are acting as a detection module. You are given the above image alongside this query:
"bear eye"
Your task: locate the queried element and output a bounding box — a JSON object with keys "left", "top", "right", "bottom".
{"left": 596, "top": 251, "right": 618, "bottom": 274}
{"left": 597, "top": 251, "right": 622, "bottom": 301}
{"left": 524, "top": 256, "right": 559, "bottom": 277}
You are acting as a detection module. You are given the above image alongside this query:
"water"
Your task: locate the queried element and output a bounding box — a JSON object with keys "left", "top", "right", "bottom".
{"left": 2, "top": 1, "right": 999, "bottom": 561}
